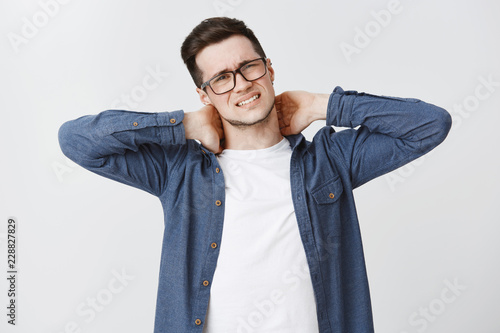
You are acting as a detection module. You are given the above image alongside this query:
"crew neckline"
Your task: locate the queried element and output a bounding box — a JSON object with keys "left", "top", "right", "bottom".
{"left": 219, "top": 137, "right": 289, "bottom": 158}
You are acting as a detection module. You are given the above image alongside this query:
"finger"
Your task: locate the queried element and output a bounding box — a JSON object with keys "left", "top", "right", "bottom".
{"left": 280, "top": 125, "right": 291, "bottom": 136}
{"left": 282, "top": 114, "right": 290, "bottom": 126}
{"left": 217, "top": 140, "right": 225, "bottom": 154}
{"left": 218, "top": 128, "right": 225, "bottom": 139}
{"left": 278, "top": 118, "right": 289, "bottom": 132}
{"left": 275, "top": 93, "right": 282, "bottom": 104}
{"left": 277, "top": 114, "right": 285, "bottom": 124}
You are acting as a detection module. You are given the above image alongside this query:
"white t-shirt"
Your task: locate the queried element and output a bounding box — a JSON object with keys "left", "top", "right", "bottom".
{"left": 203, "top": 137, "right": 319, "bottom": 333}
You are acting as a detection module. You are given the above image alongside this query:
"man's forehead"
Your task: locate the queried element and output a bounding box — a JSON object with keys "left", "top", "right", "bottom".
{"left": 196, "top": 35, "right": 260, "bottom": 79}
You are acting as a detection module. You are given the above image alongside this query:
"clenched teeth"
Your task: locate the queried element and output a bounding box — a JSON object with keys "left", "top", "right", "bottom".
{"left": 237, "top": 94, "right": 260, "bottom": 106}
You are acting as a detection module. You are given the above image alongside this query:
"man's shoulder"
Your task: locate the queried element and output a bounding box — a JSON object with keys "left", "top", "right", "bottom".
{"left": 290, "top": 126, "right": 341, "bottom": 151}
{"left": 291, "top": 126, "right": 357, "bottom": 171}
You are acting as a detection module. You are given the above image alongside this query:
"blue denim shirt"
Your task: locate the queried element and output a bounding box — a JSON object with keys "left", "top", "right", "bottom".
{"left": 58, "top": 86, "right": 451, "bottom": 332}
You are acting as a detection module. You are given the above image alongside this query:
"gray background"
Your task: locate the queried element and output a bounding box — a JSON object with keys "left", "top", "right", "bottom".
{"left": 1, "top": 0, "right": 499, "bottom": 332}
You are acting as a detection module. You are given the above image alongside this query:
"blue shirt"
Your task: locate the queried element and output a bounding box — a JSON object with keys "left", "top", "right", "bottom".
{"left": 58, "top": 86, "right": 452, "bottom": 332}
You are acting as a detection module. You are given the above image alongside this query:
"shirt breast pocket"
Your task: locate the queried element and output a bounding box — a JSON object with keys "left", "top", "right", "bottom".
{"left": 309, "top": 176, "right": 344, "bottom": 258}
{"left": 311, "top": 176, "right": 343, "bottom": 205}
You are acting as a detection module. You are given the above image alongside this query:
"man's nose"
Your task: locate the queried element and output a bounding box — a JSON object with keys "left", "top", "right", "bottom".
{"left": 233, "top": 72, "right": 252, "bottom": 93}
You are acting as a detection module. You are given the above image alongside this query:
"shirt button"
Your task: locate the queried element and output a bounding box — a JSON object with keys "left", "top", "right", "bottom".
{"left": 216, "top": 167, "right": 220, "bottom": 173}
{"left": 215, "top": 200, "right": 222, "bottom": 206}
{"left": 195, "top": 319, "right": 202, "bottom": 325}
{"left": 132, "top": 122, "right": 138, "bottom": 126}
{"left": 170, "top": 118, "right": 176, "bottom": 124}
{"left": 329, "top": 193, "right": 335, "bottom": 199}
{"left": 211, "top": 242, "right": 217, "bottom": 249}
{"left": 203, "top": 280, "right": 210, "bottom": 286}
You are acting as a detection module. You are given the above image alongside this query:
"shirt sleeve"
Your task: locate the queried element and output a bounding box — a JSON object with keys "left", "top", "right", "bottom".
{"left": 58, "top": 109, "right": 187, "bottom": 196}
{"left": 326, "top": 86, "right": 452, "bottom": 189}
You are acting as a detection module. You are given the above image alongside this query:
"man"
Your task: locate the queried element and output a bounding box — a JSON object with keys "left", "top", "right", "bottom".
{"left": 59, "top": 17, "right": 452, "bottom": 333}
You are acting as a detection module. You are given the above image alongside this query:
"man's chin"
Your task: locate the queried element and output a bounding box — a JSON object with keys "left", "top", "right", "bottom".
{"left": 224, "top": 102, "right": 275, "bottom": 128}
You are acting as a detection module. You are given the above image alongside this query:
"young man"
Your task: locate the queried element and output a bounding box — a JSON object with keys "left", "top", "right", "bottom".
{"left": 59, "top": 17, "right": 451, "bottom": 333}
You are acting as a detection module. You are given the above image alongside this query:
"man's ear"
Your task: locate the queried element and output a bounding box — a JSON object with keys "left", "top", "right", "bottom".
{"left": 196, "top": 87, "right": 212, "bottom": 105}
{"left": 267, "top": 58, "right": 275, "bottom": 83}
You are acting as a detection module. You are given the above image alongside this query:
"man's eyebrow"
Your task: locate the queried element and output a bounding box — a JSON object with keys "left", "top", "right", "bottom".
{"left": 209, "top": 58, "right": 257, "bottom": 79}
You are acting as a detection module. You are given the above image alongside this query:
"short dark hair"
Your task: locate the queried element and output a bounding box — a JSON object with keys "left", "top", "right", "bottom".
{"left": 181, "top": 17, "right": 267, "bottom": 88}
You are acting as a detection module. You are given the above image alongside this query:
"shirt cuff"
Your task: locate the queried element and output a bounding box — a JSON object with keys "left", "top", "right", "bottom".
{"left": 156, "top": 110, "right": 186, "bottom": 146}
{"left": 326, "top": 86, "right": 357, "bottom": 128}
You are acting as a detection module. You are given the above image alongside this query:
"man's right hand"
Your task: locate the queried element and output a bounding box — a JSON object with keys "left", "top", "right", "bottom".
{"left": 184, "top": 104, "right": 225, "bottom": 154}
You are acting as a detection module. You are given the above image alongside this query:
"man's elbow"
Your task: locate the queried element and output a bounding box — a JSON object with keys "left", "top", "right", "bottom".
{"left": 419, "top": 105, "right": 452, "bottom": 154}
{"left": 58, "top": 120, "right": 79, "bottom": 162}
{"left": 432, "top": 105, "right": 453, "bottom": 145}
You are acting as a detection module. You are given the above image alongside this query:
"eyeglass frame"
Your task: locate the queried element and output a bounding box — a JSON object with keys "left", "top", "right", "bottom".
{"left": 200, "top": 57, "right": 268, "bottom": 95}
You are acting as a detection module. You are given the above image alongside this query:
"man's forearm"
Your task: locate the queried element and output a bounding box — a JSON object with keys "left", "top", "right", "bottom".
{"left": 326, "top": 86, "right": 452, "bottom": 154}
{"left": 58, "top": 109, "right": 186, "bottom": 166}
{"left": 58, "top": 109, "right": 188, "bottom": 196}
{"left": 310, "top": 93, "right": 330, "bottom": 122}
{"left": 322, "top": 86, "right": 452, "bottom": 188}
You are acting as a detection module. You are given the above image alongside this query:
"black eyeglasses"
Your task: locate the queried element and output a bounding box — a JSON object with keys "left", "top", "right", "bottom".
{"left": 200, "top": 57, "right": 268, "bottom": 95}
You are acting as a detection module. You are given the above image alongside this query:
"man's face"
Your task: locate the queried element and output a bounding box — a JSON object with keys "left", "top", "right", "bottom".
{"left": 195, "top": 35, "right": 275, "bottom": 128}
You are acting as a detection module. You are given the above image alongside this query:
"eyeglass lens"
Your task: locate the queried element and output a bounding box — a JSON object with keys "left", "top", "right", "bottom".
{"left": 210, "top": 59, "right": 266, "bottom": 94}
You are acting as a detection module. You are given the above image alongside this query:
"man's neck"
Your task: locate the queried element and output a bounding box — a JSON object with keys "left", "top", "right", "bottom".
{"left": 221, "top": 110, "right": 283, "bottom": 150}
